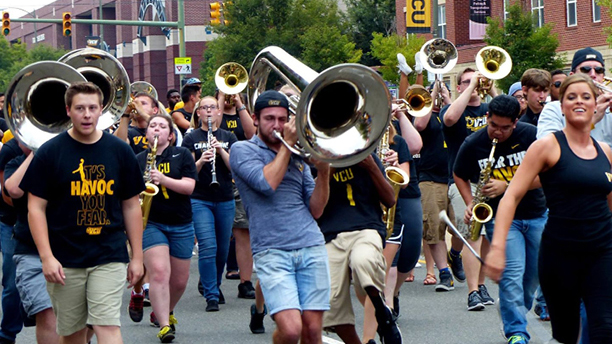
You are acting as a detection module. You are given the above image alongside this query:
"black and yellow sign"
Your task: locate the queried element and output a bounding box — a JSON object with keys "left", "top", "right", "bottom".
{"left": 406, "top": 0, "right": 431, "bottom": 33}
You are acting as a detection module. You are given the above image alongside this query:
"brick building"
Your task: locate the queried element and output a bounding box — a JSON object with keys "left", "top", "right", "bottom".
{"left": 4, "top": 0, "right": 219, "bottom": 103}
{"left": 396, "top": 0, "right": 612, "bottom": 96}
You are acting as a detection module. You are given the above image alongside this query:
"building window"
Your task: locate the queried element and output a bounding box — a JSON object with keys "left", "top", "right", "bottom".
{"left": 504, "top": 0, "right": 510, "bottom": 21}
{"left": 532, "top": 0, "right": 544, "bottom": 28}
{"left": 438, "top": 5, "right": 446, "bottom": 39}
{"left": 593, "top": 0, "right": 601, "bottom": 23}
{"left": 567, "top": 0, "right": 577, "bottom": 27}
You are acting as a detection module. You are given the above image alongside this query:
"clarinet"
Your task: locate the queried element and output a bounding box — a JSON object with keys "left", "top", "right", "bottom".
{"left": 207, "top": 116, "right": 220, "bottom": 189}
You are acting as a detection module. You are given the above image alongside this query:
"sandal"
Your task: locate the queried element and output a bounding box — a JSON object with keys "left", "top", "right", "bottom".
{"left": 423, "top": 273, "right": 437, "bottom": 285}
{"left": 405, "top": 274, "right": 415, "bottom": 283}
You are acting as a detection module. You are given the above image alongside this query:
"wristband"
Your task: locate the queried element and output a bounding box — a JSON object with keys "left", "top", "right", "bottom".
{"left": 121, "top": 113, "right": 130, "bottom": 118}
{"left": 237, "top": 105, "right": 247, "bottom": 112}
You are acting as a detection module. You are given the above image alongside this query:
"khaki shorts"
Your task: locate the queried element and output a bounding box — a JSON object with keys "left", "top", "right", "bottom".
{"left": 47, "top": 262, "right": 127, "bottom": 336}
{"left": 233, "top": 186, "right": 249, "bottom": 229}
{"left": 420, "top": 181, "right": 453, "bottom": 244}
{"left": 448, "top": 182, "right": 478, "bottom": 240}
{"left": 324, "top": 230, "right": 386, "bottom": 328}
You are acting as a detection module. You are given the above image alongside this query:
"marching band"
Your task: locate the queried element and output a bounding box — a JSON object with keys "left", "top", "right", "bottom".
{"left": 0, "top": 40, "right": 612, "bottom": 344}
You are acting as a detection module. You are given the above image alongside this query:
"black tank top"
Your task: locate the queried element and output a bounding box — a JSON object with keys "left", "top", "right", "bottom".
{"left": 539, "top": 131, "right": 612, "bottom": 249}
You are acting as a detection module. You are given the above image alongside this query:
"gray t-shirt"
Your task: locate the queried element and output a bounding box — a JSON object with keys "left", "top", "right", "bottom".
{"left": 229, "top": 135, "right": 325, "bottom": 254}
{"left": 537, "top": 100, "right": 612, "bottom": 146}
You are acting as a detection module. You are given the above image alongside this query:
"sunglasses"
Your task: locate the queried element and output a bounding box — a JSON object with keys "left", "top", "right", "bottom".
{"left": 579, "top": 66, "right": 606, "bottom": 74}
{"left": 553, "top": 81, "right": 562, "bottom": 88}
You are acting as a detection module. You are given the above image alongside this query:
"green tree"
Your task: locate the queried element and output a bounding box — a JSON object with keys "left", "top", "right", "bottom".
{"left": 200, "top": 0, "right": 359, "bottom": 95}
{"left": 484, "top": 3, "right": 565, "bottom": 93}
{"left": 344, "top": 0, "right": 396, "bottom": 66}
{"left": 369, "top": 33, "right": 425, "bottom": 86}
{"left": 598, "top": 0, "right": 612, "bottom": 53}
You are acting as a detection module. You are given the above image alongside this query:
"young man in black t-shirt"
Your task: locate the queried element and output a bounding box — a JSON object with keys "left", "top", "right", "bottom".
{"left": 454, "top": 95, "right": 547, "bottom": 342}
{"left": 518, "top": 68, "right": 551, "bottom": 126}
{"left": 171, "top": 85, "right": 200, "bottom": 134}
{"left": 21, "top": 82, "right": 145, "bottom": 344}
{"left": 440, "top": 67, "right": 495, "bottom": 310}
{"left": 317, "top": 154, "right": 402, "bottom": 344}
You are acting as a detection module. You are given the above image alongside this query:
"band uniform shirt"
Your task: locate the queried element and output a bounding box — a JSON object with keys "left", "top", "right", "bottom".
{"left": 5, "top": 155, "right": 37, "bottom": 256}
{"left": 220, "top": 113, "right": 246, "bottom": 141}
{"left": 392, "top": 123, "right": 420, "bottom": 199}
{"left": 20, "top": 132, "right": 145, "bottom": 268}
{"left": 417, "top": 111, "right": 449, "bottom": 184}
{"left": 182, "top": 127, "right": 237, "bottom": 202}
{"left": 518, "top": 106, "right": 540, "bottom": 126}
{"left": 317, "top": 154, "right": 387, "bottom": 243}
{"left": 230, "top": 135, "right": 325, "bottom": 255}
{"left": 172, "top": 108, "right": 193, "bottom": 135}
{"left": 136, "top": 146, "right": 197, "bottom": 225}
{"left": 453, "top": 121, "right": 546, "bottom": 220}
{"left": 440, "top": 103, "right": 489, "bottom": 184}
{"left": 128, "top": 125, "right": 148, "bottom": 155}
{"left": 0, "top": 139, "right": 22, "bottom": 226}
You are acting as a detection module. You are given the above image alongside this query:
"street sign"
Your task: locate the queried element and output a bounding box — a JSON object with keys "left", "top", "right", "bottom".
{"left": 174, "top": 57, "right": 192, "bottom": 75}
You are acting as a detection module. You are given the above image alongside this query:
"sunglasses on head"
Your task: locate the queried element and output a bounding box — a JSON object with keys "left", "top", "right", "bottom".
{"left": 579, "top": 66, "right": 606, "bottom": 74}
{"left": 553, "top": 81, "right": 562, "bottom": 88}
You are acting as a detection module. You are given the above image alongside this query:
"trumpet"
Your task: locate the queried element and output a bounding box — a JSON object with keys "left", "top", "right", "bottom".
{"left": 207, "top": 116, "right": 220, "bottom": 189}
{"left": 475, "top": 46, "right": 512, "bottom": 100}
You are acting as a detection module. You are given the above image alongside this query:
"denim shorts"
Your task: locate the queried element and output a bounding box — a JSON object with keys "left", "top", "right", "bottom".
{"left": 143, "top": 220, "right": 195, "bottom": 260}
{"left": 253, "top": 245, "right": 330, "bottom": 316}
{"left": 13, "top": 254, "right": 52, "bottom": 318}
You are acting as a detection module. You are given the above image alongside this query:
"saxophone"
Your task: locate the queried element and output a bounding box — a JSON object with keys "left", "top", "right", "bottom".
{"left": 140, "top": 135, "right": 159, "bottom": 229}
{"left": 468, "top": 138, "right": 498, "bottom": 241}
{"left": 378, "top": 124, "right": 409, "bottom": 240}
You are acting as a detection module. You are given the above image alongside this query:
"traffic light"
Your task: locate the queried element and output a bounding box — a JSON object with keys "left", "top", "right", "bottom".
{"left": 210, "top": 2, "right": 221, "bottom": 25}
{"left": 62, "top": 12, "right": 72, "bottom": 37}
{"left": 1, "top": 12, "right": 9, "bottom": 37}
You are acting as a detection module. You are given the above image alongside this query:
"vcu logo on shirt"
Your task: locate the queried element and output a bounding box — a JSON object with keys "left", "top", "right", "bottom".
{"left": 70, "top": 159, "right": 113, "bottom": 231}
{"left": 333, "top": 168, "right": 354, "bottom": 182}
{"left": 606, "top": 172, "right": 612, "bottom": 182}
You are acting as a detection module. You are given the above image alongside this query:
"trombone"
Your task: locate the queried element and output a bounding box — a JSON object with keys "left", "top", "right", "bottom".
{"left": 475, "top": 46, "right": 512, "bottom": 100}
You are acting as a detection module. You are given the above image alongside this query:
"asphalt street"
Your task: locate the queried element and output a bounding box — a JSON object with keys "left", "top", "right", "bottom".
{"left": 11, "top": 256, "right": 553, "bottom": 343}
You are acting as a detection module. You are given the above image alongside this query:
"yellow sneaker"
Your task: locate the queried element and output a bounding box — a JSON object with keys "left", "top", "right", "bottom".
{"left": 169, "top": 313, "right": 178, "bottom": 331}
{"left": 157, "top": 325, "right": 175, "bottom": 343}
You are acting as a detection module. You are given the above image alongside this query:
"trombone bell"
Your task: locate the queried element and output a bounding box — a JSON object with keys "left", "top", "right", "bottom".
{"left": 399, "top": 85, "right": 433, "bottom": 117}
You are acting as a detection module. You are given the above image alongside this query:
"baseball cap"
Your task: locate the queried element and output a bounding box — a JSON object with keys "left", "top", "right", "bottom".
{"left": 254, "top": 90, "right": 289, "bottom": 112}
{"left": 571, "top": 47, "right": 605, "bottom": 71}
{"left": 508, "top": 81, "right": 522, "bottom": 96}
{"left": 182, "top": 77, "right": 202, "bottom": 87}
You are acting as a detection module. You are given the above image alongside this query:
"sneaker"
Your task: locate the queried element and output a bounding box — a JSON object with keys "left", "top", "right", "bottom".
{"left": 534, "top": 303, "right": 543, "bottom": 317}
{"left": 219, "top": 289, "right": 225, "bottom": 304}
{"left": 150, "top": 311, "right": 160, "bottom": 327}
{"left": 392, "top": 294, "right": 400, "bottom": 318}
{"left": 414, "top": 52, "right": 423, "bottom": 74}
{"left": 447, "top": 250, "right": 466, "bottom": 283}
{"left": 238, "top": 281, "right": 256, "bottom": 299}
{"left": 169, "top": 312, "right": 178, "bottom": 331}
{"left": 478, "top": 284, "right": 495, "bottom": 305}
{"left": 192, "top": 243, "right": 198, "bottom": 256}
{"left": 249, "top": 303, "right": 267, "bottom": 334}
{"left": 375, "top": 304, "right": 403, "bottom": 344}
{"left": 143, "top": 288, "right": 151, "bottom": 307}
{"left": 507, "top": 335, "right": 527, "bottom": 344}
{"left": 397, "top": 53, "right": 413, "bottom": 75}
{"left": 366, "top": 340, "right": 377, "bottom": 344}
{"left": 467, "top": 291, "right": 485, "bottom": 311}
{"left": 197, "top": 280, "right": 204, "bottom": 296}
{"left": 540, "top": 306, "right": 550, "bottom": 321}
{"left": 435, "top": 270, "right": 455, "bottom": 292}
{"left": 128, "top": 291, "right": 144, "bottom": 322}
{"left": 206, "top": 299, "right": 219, "bottom": 312}
{"left": 157, "top": 325, "right": 176, "bottom": 343}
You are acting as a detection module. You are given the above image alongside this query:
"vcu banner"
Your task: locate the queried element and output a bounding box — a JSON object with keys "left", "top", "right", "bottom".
{"left": 406, "top": 0, "right": 431, "bottom": 33}
{"left": 470, "top": 0, "right": 491, "bottom": 40}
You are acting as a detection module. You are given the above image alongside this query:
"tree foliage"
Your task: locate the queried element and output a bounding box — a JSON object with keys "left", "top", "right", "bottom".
{"left": 484, "top": 3, "right": 565, "bottom": 93}
{"left": 598, "top": 0, "right": 612, "bottom": 54}
{"left": 0, "top": 39, "right": 68, "bottom": 92}
{"left": 344, "top": 0, "right": 396, "bottom": 66}
{"left": 369, "top": 33, "right": 425, "bottom": 86}
{"left": 199, "top": 0, "right": 360, "bottom": 95}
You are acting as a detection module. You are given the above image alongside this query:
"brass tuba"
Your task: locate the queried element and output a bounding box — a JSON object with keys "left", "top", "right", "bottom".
{"left": 475, "top": 46, "right": 512, "bottom": 100}
{"left": 247, "top": 46, "right": 391, "bottom": 168}
{"left": 215, "top": 62, "right": 248, "bottom": 106}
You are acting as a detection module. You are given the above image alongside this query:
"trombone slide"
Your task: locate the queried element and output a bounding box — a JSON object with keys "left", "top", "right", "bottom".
{"left": 439, "top": 210, "right": 484, "bottom": 264}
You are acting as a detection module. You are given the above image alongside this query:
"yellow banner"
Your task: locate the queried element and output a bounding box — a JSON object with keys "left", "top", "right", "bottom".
{"left": 406, "top": 0, "right": 431, "bottom": 33}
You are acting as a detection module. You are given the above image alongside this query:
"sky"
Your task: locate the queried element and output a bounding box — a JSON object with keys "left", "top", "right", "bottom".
{"left": 0, "top": 1, "right": 57, "bottom": 17}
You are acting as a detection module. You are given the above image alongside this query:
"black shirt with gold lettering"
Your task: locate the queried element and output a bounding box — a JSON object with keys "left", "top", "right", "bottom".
{"left": 220, "top": 113, "right": 246, "bottom": 141}
{"left": 453, "top": 122, "right": 546, "bottom": 220}
{"left": 128, "top": 126, "right": 148, "bottom": 155}
{"left": 20, "top": 132, "right": 145, "bottom": 268}
{"left": 136, "top": 146, "right": 197, "bottom": 225}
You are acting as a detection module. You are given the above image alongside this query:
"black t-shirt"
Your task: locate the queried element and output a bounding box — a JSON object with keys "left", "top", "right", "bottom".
{"left": 220, "top": 113, "right": 246, "bottom": 141}
{"left": 136, "top": 146, "right": 198, "bottom": 225}
{"left": 182, "top": 128, "right": 237, "bottom": 202}
{"left": 0, "top": 118, "right": 9, "bottom": 132}
{"left": 20, "top": 132, "right": 145, "bottom": 268}
{"left": 392, "top": 122, "right": 421, "bottom": 198}
{"left": 5, "top": 155, "right": 37, "bottom": 255}
{"left": 518, "top": 107, "right": 540, "bottom": 126}
{"left": 453, "top": 122, "right": 546, "bottom": 220}
{"left": 317, "top": 154, "right": 386, "bottom": 243}
{"left": 0, "top": 139, "right": 21, "bottom": 226}
{"left": 128, "top": 126, "right": 148, "bottom": 155}
{"left": 417, "top": 112, "right": 449, "bottom": 183}
{"left": 172, "top": 108, "right": 192, "bottom": 135}
{"left": 441, "top": 103, "right": 489, "bottom": 184}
